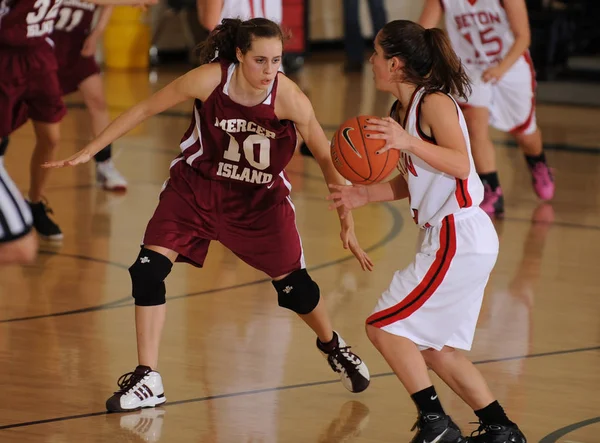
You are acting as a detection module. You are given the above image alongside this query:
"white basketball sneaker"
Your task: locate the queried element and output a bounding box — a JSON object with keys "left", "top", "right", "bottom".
{"left": 106, "top": 365, "right": 166, "bottom": 412}
{"left": 317, "top": 331, "right": 370, "bottom": 393}
{"left": 96, "top": 160, "right": 128, "bottom": 192}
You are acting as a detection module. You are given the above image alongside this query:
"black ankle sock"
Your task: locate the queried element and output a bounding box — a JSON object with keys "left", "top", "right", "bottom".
{"left": 525, "top": 152, "right": 546, "bottom": 169}
{"left": 475, "top": 400, "right": 514, "bottom": 426}
{"left": 94, "top": 144, "right": 112, "bottom": 163}
{"left": 479, "top": 172, "right": 500, "bottom": 191}
{"left": 317, "top": 332, "right": 339, "bottom": 353}
{"left": 411, "top": 386, "right": 445, "bottom": 414}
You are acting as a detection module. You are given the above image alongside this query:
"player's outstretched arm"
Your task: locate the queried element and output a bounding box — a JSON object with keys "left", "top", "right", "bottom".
{"left": 327, "top": 174, "right": 409, "bottom": 213}
{"left": 276, "top": 78, "right": 374, "bottom": 271}
{"left": 43, "top": 64, "right": 220, "bottom": 168}
{"left": 418, "top": 0, "right": 443, "bottom": 29}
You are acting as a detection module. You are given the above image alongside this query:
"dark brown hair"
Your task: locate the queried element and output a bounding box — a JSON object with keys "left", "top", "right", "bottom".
{"left": 378, "top": 20, "right": 471, "bottom": 100}
{"left": 197, "top": 17, "right": 285, "bottom": 65}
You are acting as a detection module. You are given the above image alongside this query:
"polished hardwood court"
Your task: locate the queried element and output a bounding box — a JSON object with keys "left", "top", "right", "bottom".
{"left": 0, "top": 57, "right": 599, "bottom": 443}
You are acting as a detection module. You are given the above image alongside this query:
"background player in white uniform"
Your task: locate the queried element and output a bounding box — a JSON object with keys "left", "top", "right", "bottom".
{"left": 328, "top": 20, "right": 526, "bottom": 443}
{"left": 197, "top": 0, "right": 281, "bottom": 32}
{"left": 419, "top": 0, "right": 554, "bottom": 217}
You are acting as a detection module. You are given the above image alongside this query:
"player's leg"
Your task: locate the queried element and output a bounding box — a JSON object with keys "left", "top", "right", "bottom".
{"left": 221, "top": 196, "right": 370, "bottom": 393}
{"left": 78, "top": 73, "right": 128, "bottom": 191}
{"left": 513, "top": 127, "right": 553, "bottom": 201}
{"left": 495, "top": 56, "right": 554, "bottom": 201}
{"left": 462, "top": 105, "right": 504, "bottom": 217}
{"left": 28, "top": 120, "right": 63, "bottom": 240}
{"left": 105, "top": 244, "right": 176, "bottom": 413}
{"left": 421, "top": 347, "right": 526, "bottom": 443}
{"left": 26, "top": 57, "right": 66, "bottom": 241}
{"left": 106, "top": 161, "right": 214, "bottom": 412}
{"left": 0, "top": 148, "right": 38, "bottom": 265}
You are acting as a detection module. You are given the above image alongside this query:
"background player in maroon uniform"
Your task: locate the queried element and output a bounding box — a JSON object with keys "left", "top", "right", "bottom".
{"left": 0, "top": 0, "right": 154, "bottom": 242}
{"left": 44, "top": 17, "right": 373, "bottom": 412}
{"left": 52, "top": 1, "right": 128, "bottom": 191}
{"left": 0, "top": 0, "right": 67, "bottom": 241}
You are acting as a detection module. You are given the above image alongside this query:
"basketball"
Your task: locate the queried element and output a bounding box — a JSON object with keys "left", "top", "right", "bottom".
{"left": 331, "top": 115, "right": 400, "bottom": 185}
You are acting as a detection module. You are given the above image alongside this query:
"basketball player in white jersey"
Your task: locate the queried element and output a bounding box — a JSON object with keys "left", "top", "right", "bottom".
{"left": 328, "top": 20, "right": 526, "bottom": 443}
{"left": 197, "top": 0, "right": 281, "bottom": 31}
{"left": 419, "top": 0, "right": 554, "bottom": 217}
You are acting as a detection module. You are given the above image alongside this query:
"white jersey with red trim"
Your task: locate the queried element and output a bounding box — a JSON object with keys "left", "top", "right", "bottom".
{"left": 396, "top": 87, "right": 483, "bottom": 228}
{"left": 221, "top": 0, "right": 282, "bottom": 23}
{"left": 440, "top": 0, "right": 513, "bottom": 69}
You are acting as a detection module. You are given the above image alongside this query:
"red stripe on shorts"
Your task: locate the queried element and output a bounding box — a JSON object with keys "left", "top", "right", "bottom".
{"left": 366, "top": 215, "right": 457, "bottom": 327}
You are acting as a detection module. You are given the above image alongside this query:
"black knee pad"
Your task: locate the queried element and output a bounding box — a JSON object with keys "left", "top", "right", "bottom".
{"left": 272, "top": 268, "right": 320, "bottom": 315}
{"left": 129, "top": 248, "right": 173, "bottom": 306}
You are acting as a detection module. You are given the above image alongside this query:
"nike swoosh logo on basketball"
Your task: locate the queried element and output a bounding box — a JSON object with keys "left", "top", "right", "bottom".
{"left": 342, "top": 127, "right": 362, "bottom": 158}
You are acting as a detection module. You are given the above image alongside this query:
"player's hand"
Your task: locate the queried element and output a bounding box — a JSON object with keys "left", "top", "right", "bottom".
{"left": 81, "top": 35, "right": 98, "bottom": 57}
{"left": 327, "top": 183, "right": 369, "bottom": 219}
{"left": 340, "top": 217, "right": 374, "bottom": 272}
{"left": 42, "top": 148, "right": 95, "bottom": 168}
{"left": 363, "top": 116, "right": 413, "bottom": 154}
{"left": 482, "top": 65, "right": 506, "bottom": 83}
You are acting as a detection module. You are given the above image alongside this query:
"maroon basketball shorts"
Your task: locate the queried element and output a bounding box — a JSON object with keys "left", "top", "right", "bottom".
{"left": 54, "top": 35, "right": 100, "bottom": 95}
{"left": 143, "top": 159, "right": 305, "bottom": 278}
{"left": 0, "top": 44, "right": 66, "bottom": 137}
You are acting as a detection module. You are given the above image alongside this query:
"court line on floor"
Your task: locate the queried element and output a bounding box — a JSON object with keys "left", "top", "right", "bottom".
{"left": 539, "top": 416, "right": 600, "bottom": 443}
{"left": 0, "top": 345, "right": 597, "bottom": 431}
{"left": 0, "top": 175, "right": 403, "bottom": 323}
{"left": 62, "top": 102, "right": 600, "bottom": 155}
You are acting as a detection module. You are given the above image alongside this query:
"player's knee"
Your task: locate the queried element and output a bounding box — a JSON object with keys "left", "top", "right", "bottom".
{"left": 129, "top": 248, "right": 173, "bottom": 306}
{"left": 35, "top": 127, "right": 60, "bottom": 151}
{"left": 272, "top": 268, "right": 320, "bottom": 315}
{"left": 85, "top": 92, "right": 108, "bottom": 114}
{"left": 421, "top": 347, "right": 456, "bottom": 370}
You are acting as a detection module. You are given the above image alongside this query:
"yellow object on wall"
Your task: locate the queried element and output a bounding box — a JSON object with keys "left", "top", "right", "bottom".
{"left": 103, "top": 6, "right": 150, "bottom": 70}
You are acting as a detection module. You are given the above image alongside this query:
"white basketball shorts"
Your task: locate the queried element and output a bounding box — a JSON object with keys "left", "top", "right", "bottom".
{"left": 458, "top": 53, "right": 537, "bottom": 135}
{"left": 366, "top": 207, "right": 499, "bottom": 351}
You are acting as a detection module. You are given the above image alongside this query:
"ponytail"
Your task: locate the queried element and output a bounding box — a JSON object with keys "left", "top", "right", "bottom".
{"left": 423, "top": 28, "right": 471, "bottom": 100}
{"left": 197, "top": 18, "right": 242, "bottom": 65}
{"left": 379, "top": 20, "right": 471, "bottom": 100}
{"left": 197, "top": 17, "right": 286, "bottom": 66}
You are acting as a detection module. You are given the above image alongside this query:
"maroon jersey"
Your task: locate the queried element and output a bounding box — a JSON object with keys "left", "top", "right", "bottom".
{"left": 52, "top": 0, "right": 95, "bottom": 40}
{"left": 180, "top": 62, "right": 298, "bottom": 196}
{"left": 0, "top": 0, "right": 63, "bottom": 48}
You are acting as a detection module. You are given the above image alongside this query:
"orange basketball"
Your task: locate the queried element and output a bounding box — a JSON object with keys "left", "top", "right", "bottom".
{"left": 331, "top": 115, "right": 400, "bottom": 185}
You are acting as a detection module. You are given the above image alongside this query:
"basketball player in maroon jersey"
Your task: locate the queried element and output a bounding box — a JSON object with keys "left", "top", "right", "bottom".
{"left": 44, "top": 17, "right": 373, "bottom": 411}
{"left": 0, "top": 0, "right": 154, "bottom": 241}
{"left": 52, "top": 1, "right": 128, "bottom": 191}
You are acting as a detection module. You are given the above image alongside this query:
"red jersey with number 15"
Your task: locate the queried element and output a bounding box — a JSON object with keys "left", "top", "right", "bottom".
{"left": 440, "top": 0, "right": 513, "bottom": 69}
{"left": 0, "top": 0, "right": 63, "bottom": 48}
{"left": 179, "top": 62, "right": 297, "bottom": 193}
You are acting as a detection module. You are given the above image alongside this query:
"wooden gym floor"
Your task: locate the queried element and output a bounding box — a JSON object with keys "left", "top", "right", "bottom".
{"left": 1, "top": 58, "right": 599, "bottom": 442}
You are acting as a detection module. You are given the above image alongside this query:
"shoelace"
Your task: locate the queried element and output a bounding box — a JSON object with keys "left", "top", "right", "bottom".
{"left": 327, "top": 346, "right": 362, "bottom": 374}
{"left": 469, "top": 420, "right": 486, "bottom": 437}
{"left": 115, "top": 371, "right": 147, "bottom": 395}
